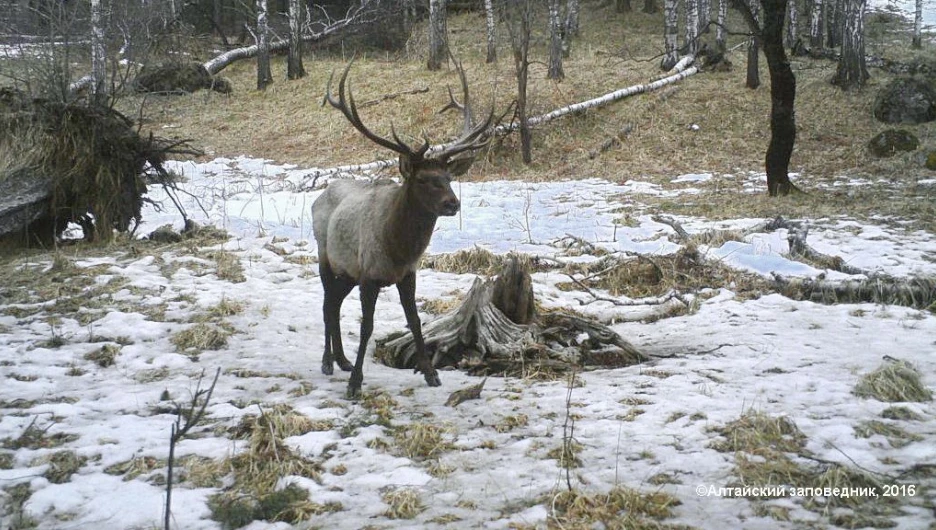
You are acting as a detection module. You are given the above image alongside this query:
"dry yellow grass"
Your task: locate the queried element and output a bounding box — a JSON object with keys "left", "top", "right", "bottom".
{"left": 128, "top": 5, "right": 936, "bottom": 199}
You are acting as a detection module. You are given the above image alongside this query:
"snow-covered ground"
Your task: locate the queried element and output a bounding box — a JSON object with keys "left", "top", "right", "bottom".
{"left": 1, "top": 157, "right": 934, "bottom": 530}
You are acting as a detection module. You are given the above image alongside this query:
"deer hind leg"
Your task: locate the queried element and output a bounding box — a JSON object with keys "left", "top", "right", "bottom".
{"left": 397, "top": 272, "right": 441, "bottom": 387}
{"left": 320, "top": 261, "right": 355, "bottom": 375}
{"left": 348, "top": 280, "right": 380, "bottom": 399}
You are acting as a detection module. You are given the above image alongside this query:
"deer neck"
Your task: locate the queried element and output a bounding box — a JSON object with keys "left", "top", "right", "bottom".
{"left": 384, "top": 182, "right": 437, "bottom": 267}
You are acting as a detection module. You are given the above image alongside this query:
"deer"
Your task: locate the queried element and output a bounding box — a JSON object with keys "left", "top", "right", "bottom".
{"left": 312, "top": 60, "right": 496, "bottom": 399}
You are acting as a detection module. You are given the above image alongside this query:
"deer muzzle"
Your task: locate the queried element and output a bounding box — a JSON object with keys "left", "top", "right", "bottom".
{"left": 440, "top": 196, "right": 460, "bottom": 216}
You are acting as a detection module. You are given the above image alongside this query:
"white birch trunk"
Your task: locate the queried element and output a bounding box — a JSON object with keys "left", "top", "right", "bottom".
{"left": 90, "top": 0, "right": 106, "bottom": 103}
{"left": 832, "top": 0, "right": 868, "bottom": 89}
{"left": 786, "top": 0, "right": 798, "bottom": 48}
{"left": 685, "top": 0, "right": 700, "bottom": 55}
{"left": 565, "top": 0, "right": 581, "bottom": 36}
{"left": 662, "top": 0, "right": 679, "bottom": 69}
{"left": 716, "top": 0, "right": 727, "bottom": 51}
{"left": 256, "top": 0, "right": 272, "bottom": 90}
{"left": 485, "top": 0, "right": 497, "bottom": 63}
{"left": 548, "top": 0, "right": 564, "bottom": 79}
{"left": 428, "top": 0, "right": 447, "bottom": 70}
{"left": 912, "top": 0, "right": 923, "bottom": 48}
{"left": 809, "top": 0, "right": 823, "bottom": 50}
{"left": 287, "top": 0, "right": 306, "bottom": 79}
{"left": 698, "top": 0, "right": 710, "bottom": 36}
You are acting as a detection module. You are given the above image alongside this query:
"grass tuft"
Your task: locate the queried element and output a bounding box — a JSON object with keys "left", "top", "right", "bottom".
{"left": 393, "top": 422, "right": 456, "bottom": 460}
{"left": 423, "top": 247, "right": 505, "bottom": 276}
{"left": 709, "top": 410, "right": 806, "bottom": 454}
{"left": 381, "top": 487, "right": 425, "bottom": 520}
{"left": 550, "top": 486, "right": 684, "bottom": 529}
{"left": 854, "top": 359, "right": 933, "bottom": 402}
{"left": 83, "top": 343, "right": 121, "bottom": 367}
{"left": 171, "top": 322, "right": 230, "bottom": 354}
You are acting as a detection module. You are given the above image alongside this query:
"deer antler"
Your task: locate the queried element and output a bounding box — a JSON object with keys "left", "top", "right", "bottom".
{"left": 323, "top": 60, "right": 430, "bottom": 158}
{"left": 435, "top": 58, "right": 496, "bottom": 161}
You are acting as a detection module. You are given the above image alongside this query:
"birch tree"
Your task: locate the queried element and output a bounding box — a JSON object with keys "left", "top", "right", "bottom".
{"left": 287, "top": 0, "right": 306, "bottom": 80}
{"left": 566, "top": 0, "right": 581, "bottom": 35}
{"left": 698, "top": 0, "right": 710, "bottom": 36}
{"left": 256, "top": 0, "right": 272, "bottom": 90}
{"left": 428, "top": 0, "right": 448, "bottom": 70}
{"left": 716, "top": 0, "right": 727, "bottom": 51}
{"left": 548, "top": 0, "right": 564, "bottom": 79}
{"left": 912, "top": 0, "right": 923, "bottom": 48}
{"left": 809, "top": 0, "right": 823, "bottom": 51}
{"left": 785, "top": 0, "right": 798, "bottom": 48}
{"left": 685, "top": 0, "right": 700, "bottom": 55}
{"left": 485, "top": 0, "right": 497, "bottom": 62}
{"left": 90, "top": 0, "right": 106, "bottom": 104}
{"left": 662, "top": 0, "right": 679, "bottom": 69}
{"left": 831, "top": 0, "right": 868, "bottom": 89}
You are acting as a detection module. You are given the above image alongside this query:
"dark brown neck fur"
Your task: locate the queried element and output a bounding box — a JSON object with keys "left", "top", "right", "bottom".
{"left": 384, "top": 181, "right": 438, "bottom": 268}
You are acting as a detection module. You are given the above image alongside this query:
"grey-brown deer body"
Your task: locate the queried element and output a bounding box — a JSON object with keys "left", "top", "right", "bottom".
{"left": 313, "top": 60, "right": 494, "bottom": 399}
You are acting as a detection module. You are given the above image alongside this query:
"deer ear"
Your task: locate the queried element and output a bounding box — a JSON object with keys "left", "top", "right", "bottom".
{"left": 447, "top": 156, "right": 475, "bottom": 177}
{"left": 398, "top": 154, "right": 414, "bottom": 179}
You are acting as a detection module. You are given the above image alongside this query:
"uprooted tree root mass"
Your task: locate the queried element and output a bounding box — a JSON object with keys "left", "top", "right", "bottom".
{"left": 0, "top": 87, "right": 199, "bottom": 247}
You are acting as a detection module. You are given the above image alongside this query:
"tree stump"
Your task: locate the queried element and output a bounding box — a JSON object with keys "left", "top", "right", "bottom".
{"left": 375, "top": 255, "right": 647, "bottom": 377}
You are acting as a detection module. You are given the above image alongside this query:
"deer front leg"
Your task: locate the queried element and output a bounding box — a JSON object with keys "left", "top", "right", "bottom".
{"left": 348, "top": 280, "right": 380, "bottom": 399}
{"left": 397, "top": 272, "right": 441, "bottom": 387}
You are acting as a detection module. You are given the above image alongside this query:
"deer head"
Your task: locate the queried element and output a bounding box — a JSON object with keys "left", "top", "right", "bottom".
{"left": 323, "top": 59, "right": 495, "bottom": 217}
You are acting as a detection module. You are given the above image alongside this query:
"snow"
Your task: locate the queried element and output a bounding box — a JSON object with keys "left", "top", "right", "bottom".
{"left": 1, "top": 157, "right": 934, "bottom": 529}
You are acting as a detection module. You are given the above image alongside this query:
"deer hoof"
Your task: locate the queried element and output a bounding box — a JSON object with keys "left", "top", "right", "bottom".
{"left": 337, "top": 359, "right": 353, "bottom": 372}
{"left": 346, "top": 384, "right": 363, "bottom": 400}
{"left": 322, "top": 363, "right": 334, "bottom": 376}
{"left": 424, "top": 372, "right": 441, "bottom": 387}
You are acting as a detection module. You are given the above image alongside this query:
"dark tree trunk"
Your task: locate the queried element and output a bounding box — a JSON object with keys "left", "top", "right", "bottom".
{"left": 830, "top": 0, "right": 868, "bottom": 89}
{"left": 505, "top": 0, "right": 533, "bottom": 163}
{"left": 762, "top": 0, "right": 799, "bottom": 196}
{"left": 826, "top": 0, "right": 843, "bottom": 48}
{"left": 428, "top": 0, "right": 447, "bottom": 70}
{"left": 746, "top": 0, "right": 760, "bottom": 90}
{"left": 734, "top": 0, "right": 800, "bottom": 196}
{"left": 617, "top": 0, "right": 632, "bottom": 11}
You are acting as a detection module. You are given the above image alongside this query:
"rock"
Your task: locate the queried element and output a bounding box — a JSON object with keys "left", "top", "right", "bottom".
{"left": 926, "top": 151, "right": 936, "bottom": 170}
{"left": 873, "top": 77, "right": 936, "bottom": 124}
{"left": 133, "top": 62, "right": 232, "bottom": 95}
{"left": 868, "top": 129, "right": 919, "bottom": 158}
